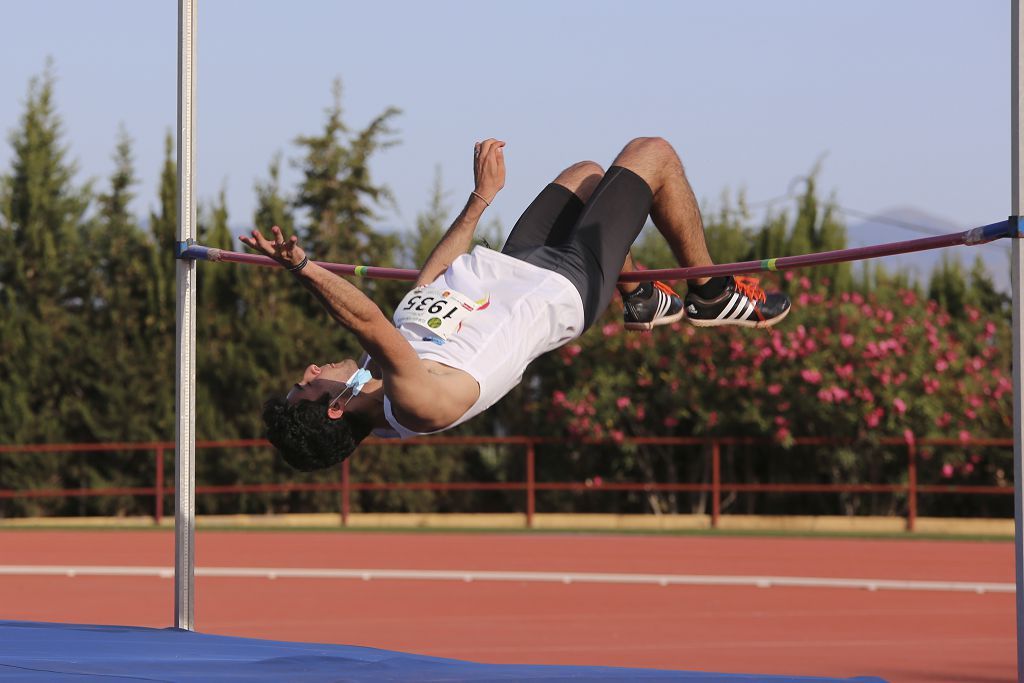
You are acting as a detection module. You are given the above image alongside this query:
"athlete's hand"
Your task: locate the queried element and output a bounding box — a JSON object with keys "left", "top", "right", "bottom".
{"left": 473, "top": 138, "right": 505, "bottom": 204}
{"left": 239, "top": 226, "right": 307, "bottom": 269}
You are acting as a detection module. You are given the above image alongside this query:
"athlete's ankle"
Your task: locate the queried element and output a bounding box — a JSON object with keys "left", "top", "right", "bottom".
{"left": 687, "top": 276, "right": 729, "bottom": 300}
{"left": 621, "top": 281, "right": 651, "bottom": 300}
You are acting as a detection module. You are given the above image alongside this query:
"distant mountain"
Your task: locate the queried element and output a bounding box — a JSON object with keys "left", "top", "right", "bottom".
{"left": 845, "top": 207, "right": 1011, "bottom": 293}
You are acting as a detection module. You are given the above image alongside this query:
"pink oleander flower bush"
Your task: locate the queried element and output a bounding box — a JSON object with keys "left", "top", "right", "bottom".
{"left": 539, "top": 274, "right": 1011, "bottom": 511}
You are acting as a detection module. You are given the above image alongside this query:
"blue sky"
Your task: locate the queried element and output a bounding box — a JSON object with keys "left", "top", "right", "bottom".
{"left": 0, "top": 0, "right": 1008, "bottom": 243}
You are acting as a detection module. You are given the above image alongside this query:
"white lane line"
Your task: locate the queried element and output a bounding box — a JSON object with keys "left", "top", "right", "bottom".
{"left": 0, "top": 565, "right": 1013, "bottom": 594}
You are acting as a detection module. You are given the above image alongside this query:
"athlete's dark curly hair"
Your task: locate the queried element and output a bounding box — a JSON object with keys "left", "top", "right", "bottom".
{"left": 262, "top": 393, "right": 374, "bottom": 471}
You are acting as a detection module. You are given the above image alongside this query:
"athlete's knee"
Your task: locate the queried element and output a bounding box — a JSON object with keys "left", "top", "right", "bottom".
{"left": 623, "top": 136, "right": 677, "bottom": 161}
{"left": 554, "top": 161, "right": 604, "bottom": 202}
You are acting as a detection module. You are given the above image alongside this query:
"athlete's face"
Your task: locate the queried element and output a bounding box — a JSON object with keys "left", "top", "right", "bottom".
{"left": 285, "top": 360, "right": 360, "bottom": 406}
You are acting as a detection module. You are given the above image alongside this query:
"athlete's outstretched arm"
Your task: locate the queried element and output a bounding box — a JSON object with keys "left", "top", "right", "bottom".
{"left": 240, "top": 227, "right": 421, "bottom": 379}
{"left": 415, "top": 138, "right": 505, "bottom": 287}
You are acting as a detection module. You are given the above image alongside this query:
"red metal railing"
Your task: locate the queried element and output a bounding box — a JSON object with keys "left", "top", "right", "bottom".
{"left": 0, "top": 435, "right": 1012, "bottom": 530}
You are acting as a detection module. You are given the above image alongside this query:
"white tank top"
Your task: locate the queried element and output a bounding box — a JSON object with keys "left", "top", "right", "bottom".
{"left": 379, "top": 247, "right": 584, "bottom": 438}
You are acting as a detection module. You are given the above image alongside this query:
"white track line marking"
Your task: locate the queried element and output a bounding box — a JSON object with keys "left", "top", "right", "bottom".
{"left": 0, "top": 565, "right": 1013, "bottom": 594}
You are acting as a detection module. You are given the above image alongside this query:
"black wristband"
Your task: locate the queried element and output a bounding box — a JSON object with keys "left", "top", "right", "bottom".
{"left": 288, "top": 256, "right": 309, "bottom": 273}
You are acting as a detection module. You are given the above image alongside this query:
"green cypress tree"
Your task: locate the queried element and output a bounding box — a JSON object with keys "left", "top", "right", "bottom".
{"left": 254, "top": 153, "right": 295, "bottom": 235}
{"left": 88, "top": 126, "right": 161, "bottom": 431}
{"left": 408, "top": 166, "right": 450, "bottom": 268}
{"left": 293, "top": 80, "right": 399, "bottom": 262}
{"left": 0, "top": 65, "right": 95, "bottom": 514}
{"left": 293, "top": 79, "right": 402, "bottom": 308}
{"left": 965, "top": 255, "right": 1008, "bottom": 314}
{"left": 928, "top": 255, "right": 967, "bottom": 314}
{"left": 786, "top": 175, "right": 818, "bottom": 257}
{"left": 704, "top": 190, "right": 755, "bottom": 264}
{"left": 0, "top": 66, "right": 92, "bottom": 444}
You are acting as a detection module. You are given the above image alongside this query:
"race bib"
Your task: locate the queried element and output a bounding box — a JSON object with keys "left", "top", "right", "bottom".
{"left": 393, "top": 286, "right": 486, "bottom": 341}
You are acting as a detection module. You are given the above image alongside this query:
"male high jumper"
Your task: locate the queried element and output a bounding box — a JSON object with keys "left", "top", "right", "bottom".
{"left": 241, "top": 137, "right": 790, "bottom": 470}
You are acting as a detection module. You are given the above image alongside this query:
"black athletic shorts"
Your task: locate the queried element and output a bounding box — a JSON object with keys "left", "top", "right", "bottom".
{"left": 501, "top": 166, "right": 653, "bottom": 330}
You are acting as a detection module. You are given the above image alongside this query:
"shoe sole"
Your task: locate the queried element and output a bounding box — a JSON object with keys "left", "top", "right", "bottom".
{"left": 624, "top": 308, "right": 687, "bottom": 331}
{"left": 686, "top": 306, "right": 791, "bottom": 329}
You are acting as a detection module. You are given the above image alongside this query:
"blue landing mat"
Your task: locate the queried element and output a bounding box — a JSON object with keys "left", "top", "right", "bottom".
{"left": 0, "top": 621, "right": 887, "bottom": 682}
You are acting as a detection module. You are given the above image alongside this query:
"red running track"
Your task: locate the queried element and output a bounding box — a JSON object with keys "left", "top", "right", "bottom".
{"left": 0, "top": 530, "right": 1014, "bottom": 682}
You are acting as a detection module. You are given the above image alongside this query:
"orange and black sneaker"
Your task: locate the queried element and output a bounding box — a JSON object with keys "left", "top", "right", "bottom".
{"left": 623, "top": 281, "right": 685, "bottom": 330}
{"left": 684, "top": 276, "right": 791, "bottom": 328}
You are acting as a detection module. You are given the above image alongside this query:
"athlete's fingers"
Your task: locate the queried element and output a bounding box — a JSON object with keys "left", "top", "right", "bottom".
{"left": 478, "top": 138, "right": 497, "bottom": 161}
{"left": 250, "top": 229, "right": 273, "bottom": 253}
{"left": 272, "top": 226, "right": 287, "bottom": 249}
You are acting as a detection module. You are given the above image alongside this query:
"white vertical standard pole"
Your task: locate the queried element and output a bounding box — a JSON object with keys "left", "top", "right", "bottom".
{"left": 175, "top": 0, "right": 197, "bottom": 631}
{"left": 1012, "top": 0, "right": 1024, "bottom": 678}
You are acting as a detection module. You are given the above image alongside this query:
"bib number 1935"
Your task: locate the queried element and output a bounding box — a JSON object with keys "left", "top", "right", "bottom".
{"left": 393, "top": 286, "right": 482, "bottom": 340}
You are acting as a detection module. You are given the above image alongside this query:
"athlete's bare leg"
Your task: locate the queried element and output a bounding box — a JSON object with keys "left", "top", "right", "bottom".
{"left": 552, "top": 161, "right": 604, "bottom": 202}
{"left": 617, "top": 252, "right": 640, "bottom": 296}
{"left": 608, "top": 137, "right": 712, "bottom": 287}
{"left": 553, "top": 163, "right": 643, "bottom": 297}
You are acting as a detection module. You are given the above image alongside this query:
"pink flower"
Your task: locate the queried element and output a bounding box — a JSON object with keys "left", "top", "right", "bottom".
{"left": 616, "top": 396, "right": 631, "bottom": 410}
{"left": 855, "top": 388, "right": 875, "bottom": 403}
{"left": 903, "top": 429, "right": 915, "bottom": 445}
{"left": 767, "top": 384, "right": 783, "bottom": 395}
{"left": 839, "top": 333, "right": 855, "bottom": 348}
{"left": 865, "top": 414, "right": 880, "bottom": 428}
{"left": 565, "top": 344, "right": 582, "bottom": 357}
{"left": 964, "top": 462, "right": 975, "bottom": 474}
{"left": 552, "top": 390, "right": 566, "bottom": 404}
{"left": 865, "top": 408, "right": 884, "bottom": 428}
{"left": 663, "top": 416, "right": 678, "bottom": 428}
{"left": 941, "top": 463, "right": 954, "bottom": 478}
{"left": 893, "top": 398, "right": 907, "bottom": 415}
{"left": 610, "top": 430, "right": 625, "bottom": 444}
{"left": 801, "top": 369, "right": 822, "bottom": 384}
{"left": 959, "top": 430, "right": 971, "bottom": 444}
{"left": 602, "top": 323, "right": 618, "bottom": 337}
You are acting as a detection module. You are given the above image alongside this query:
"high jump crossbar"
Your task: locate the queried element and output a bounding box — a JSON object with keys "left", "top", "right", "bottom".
{"left": 176, "top": 2, "right": 1024, "bottom": 679}
{"left": 179, "top": 219, "right": 1011, "bottom": 283}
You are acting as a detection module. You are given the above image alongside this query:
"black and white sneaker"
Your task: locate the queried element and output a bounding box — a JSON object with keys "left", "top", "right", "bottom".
{"left": 623, "top": 281, "right": 685, "bottom": 330}
{"left": 685, "top": 276, "right": 791, "bottom": 328}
